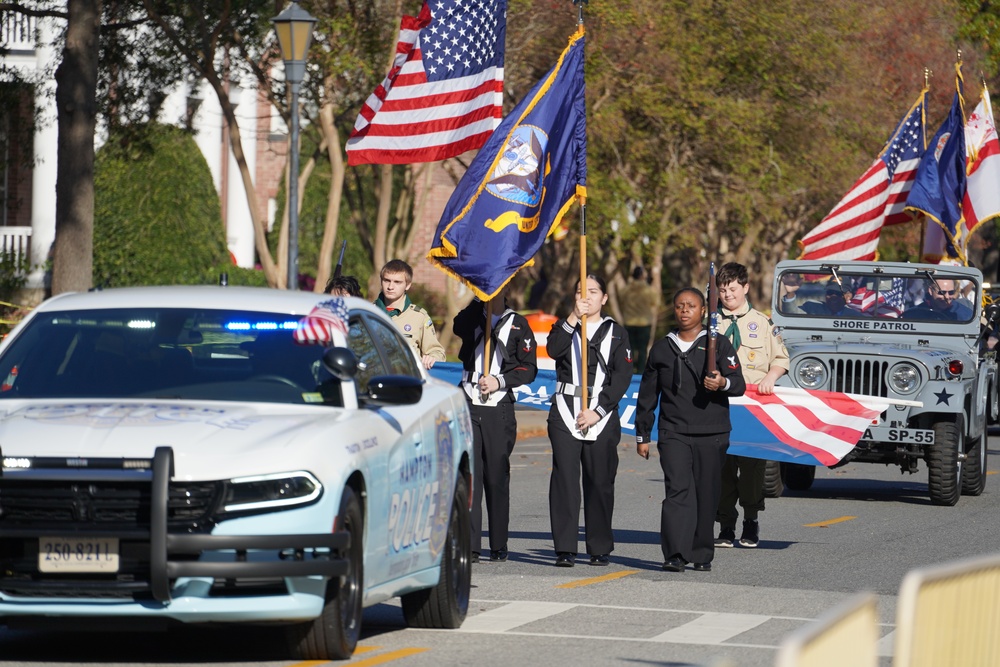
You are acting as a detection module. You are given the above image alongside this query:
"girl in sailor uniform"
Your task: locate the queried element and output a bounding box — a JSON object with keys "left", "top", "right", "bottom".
{"left": 546, "top": 274, "right": 632, "bottom": 567}
{"left": 453, "top": 289, "right": 538, "bottom": 563}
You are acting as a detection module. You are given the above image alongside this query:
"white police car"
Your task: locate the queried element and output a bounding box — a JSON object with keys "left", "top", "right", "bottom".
{"left": 0, "top": 286, "right": 474, "bottom": 660}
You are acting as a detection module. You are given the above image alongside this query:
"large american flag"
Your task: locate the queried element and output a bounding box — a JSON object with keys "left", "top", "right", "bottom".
{"left": 427, "top": 364, "right": 901, "bottom": 467}
{"left": 799, "top": 91, "right": 927, "bottom": 261}
{"left": 345, "top": 0, "right": 506, "bottom": 166}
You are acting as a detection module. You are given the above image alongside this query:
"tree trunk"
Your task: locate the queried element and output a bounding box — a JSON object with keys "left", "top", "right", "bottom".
{"left": 315, "top": 101, "right": 345, "bottom": 293}
{"left": 52, "top": 0, "right": 101, "bottom": 295}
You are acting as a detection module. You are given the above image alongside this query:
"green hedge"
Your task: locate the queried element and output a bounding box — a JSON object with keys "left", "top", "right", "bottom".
{"left": 94, "top": 124, "right": 235, "bottom": 287}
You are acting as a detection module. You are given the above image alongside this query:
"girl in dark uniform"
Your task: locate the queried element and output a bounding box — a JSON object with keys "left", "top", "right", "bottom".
{"left": 547, "top": 275, "right": 632, "bottom": 567}
{"left": 634, "top": 287, "right": 746, "bottom": 572}
{"left": 453, "top": 290, "right": 537, "bottom": 563}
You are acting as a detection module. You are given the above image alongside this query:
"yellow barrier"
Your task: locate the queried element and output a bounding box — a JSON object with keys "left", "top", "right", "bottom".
{"left": 775, "top": 592, "right": 879, "bottom": 667}
{"left": 893, "top": 552, "right": 1000, "bottom": 667}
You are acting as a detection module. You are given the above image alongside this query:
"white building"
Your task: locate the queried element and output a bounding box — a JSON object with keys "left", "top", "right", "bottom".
{"left": 1, "top": 10, "right": 283, "bottom": 295}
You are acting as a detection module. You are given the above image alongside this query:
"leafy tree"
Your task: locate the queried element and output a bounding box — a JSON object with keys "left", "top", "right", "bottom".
{"left": 93, "top": 123, "right": 229, "bottom": 286}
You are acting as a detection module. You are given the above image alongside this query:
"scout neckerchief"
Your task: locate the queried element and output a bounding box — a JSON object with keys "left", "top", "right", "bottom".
{"left": 375, "top": 293, "right": 412, "bottom": 318}
{"left": 719, "top": 300, "right": 752, "bottom": 351}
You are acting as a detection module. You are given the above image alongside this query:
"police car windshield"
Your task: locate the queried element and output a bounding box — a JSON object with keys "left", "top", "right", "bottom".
{"left": 776, "top": 270, "right": 978, "bottom": 324}
{"left": 0, "top": 307, "right": 341, "bottom": 404}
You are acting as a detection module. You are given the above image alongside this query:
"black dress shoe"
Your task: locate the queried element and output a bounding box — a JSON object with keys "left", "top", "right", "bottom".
{"left": 490, "top": 548, "right": 508, "bottom": 562}
{"left": 692, "top": 562, "right": 712, "bottom": 572}
{"left": 589, "top": 554, "right": 610, "bottom": 566}
{"left": 471, "top": 552, "right": 480, "bottom": 564}
{"left": 555, "top": 552, "right": 576, "bottom": 567}
{"left": 662, "top": 557, "right": 686, "bottom": 572}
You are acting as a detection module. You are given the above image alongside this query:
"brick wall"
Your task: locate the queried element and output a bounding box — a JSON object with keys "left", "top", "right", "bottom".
{"left": 407, "top": 154, "right": 470, "bottom": 295}
{"left": 254, "top": 88, "right": 286, "bottom": 231}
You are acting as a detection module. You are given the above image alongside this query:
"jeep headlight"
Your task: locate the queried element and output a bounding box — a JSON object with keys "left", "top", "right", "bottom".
{"left": 796, "top": 358, "right": 827, "bottom": 389}
{"left": 222, "top": 471, "right": 322, "bottom": 512}
{"left": 889, "top": 363, "right": 920, "bottom": 394}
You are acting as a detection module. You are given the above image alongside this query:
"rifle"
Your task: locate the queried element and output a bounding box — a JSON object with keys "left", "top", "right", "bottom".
{"left": 333, "top": 240, "right": 347, "bottom": 279}
{"left": 707, "top": 261, "right": 718, "bottom": 374}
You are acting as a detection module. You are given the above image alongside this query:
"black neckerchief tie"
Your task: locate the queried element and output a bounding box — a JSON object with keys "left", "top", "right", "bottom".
{"left": 667, "top": 331, "right": 705, "bottom": 393}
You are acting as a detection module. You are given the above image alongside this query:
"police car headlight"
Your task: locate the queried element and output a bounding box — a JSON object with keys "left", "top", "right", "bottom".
{"left": 889, "top": 363, "right": 920, "bottom": 394}
{"left": 222, "top": 471, "right": 322, "bottom": 513}
{"left": 796, "top": 358, "right": 827, "bottom": 389}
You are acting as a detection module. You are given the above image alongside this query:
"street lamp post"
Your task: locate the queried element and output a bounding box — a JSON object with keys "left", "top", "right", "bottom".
{"left": 271, "top": 1, "right": 317, "bottom": 290}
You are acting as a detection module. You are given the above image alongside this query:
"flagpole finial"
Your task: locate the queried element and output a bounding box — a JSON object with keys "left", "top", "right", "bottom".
{"left": 924, "top": 68, "right": 930, "bottom": 89}
{"left": 572, "top": 0, "right": 588, "bottom": 25}
{"left": 957, "top": 49, "right": 963, "bottom": 63}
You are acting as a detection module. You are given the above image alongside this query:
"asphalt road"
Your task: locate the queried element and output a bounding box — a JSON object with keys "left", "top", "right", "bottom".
{"left": 2, "top": 415, "right": 999, "bottom": 667}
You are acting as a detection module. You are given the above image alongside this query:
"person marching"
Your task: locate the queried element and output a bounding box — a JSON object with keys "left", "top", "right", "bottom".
{"left": 713, "top": 262, "right": 789, "bottom": 549}
{"left": 547, "top": 274, "right": 632, "bottom": 567}
{"left": 373, "top": 259, "right": 446, "bottom": 369}
{"left": 453, "top": 289, "right": 538, "bottom": 564}
{"left": 635, "top": 287, "right": 746, "bottom": 572}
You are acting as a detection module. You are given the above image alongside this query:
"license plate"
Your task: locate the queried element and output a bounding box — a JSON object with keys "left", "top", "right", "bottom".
{"left": 862, "top": 426, "right": 935, "bottom": 445}
{"left": 38, "top": 537, "right": 120, "bottom": 573}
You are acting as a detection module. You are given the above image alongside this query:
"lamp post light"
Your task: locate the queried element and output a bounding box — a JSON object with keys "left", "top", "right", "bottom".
{"left": 271, "top": 1, "right": 316, "bottom": 290}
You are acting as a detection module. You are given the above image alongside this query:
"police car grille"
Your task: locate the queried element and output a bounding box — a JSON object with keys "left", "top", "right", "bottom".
{"left": 0, "top": 481, "right": 221, "bottom": 527}
{"left": 827, "top": 358, "right": 889, "bottom": 397}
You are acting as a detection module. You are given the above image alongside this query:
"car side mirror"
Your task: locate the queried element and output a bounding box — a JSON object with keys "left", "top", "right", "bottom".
{"left": 322, "top": 347, "right": 358, "bottom": 381}
{"left": 986, "top": 303, "right": 1000, "bottom": 327}
{"left": 365, "top": 375, "right": 423, "bottom": 406}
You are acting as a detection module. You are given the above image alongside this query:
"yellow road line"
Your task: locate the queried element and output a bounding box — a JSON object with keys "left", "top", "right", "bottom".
{"left": 287, "top": 645, "right": 382, "bottom": 667}
{"left": 349, "top": 647, "right": 429, "bottom": 665}
{"left": 556, "top": 569, "right": 638, "bottom": 589}
{"left": 987, "top": 471, "right": 998, "bottom": 476}
{"left": 804, "top": 516, "right": 856, "bottom": 528}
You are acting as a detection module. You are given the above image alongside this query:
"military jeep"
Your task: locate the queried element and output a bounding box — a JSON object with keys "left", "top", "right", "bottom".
{"left": 769, "top": 260, "right": 999, "bottom": 506}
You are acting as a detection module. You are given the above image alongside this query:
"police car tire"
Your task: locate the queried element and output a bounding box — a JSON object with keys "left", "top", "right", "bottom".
{"left": 927, "top": 422, "right": 962, "bottom": 506}
{"left": 763, "top": 460, "right": 784, "bottom": 498}
{"left": 783, "top": 463, "right": 816, "bottom": 491}
{"left": 961, "top": 431, "right": 988, "bottom": 496}
{"left": 401, "top": 474, "right": 471, "bottom": 629}
{"left": 286, "top": 486, "right": 364, "bottom": 660}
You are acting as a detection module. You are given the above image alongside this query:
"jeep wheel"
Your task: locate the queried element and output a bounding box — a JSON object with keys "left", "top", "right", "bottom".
{"left": 784, "top": 463, "right": 816, "bottom": 491}
{"left": 961, "top": 431, "right": 988, "bottom": 496}
{"left": 401, "top": 474, "right": 471, "bottom": 628}
{"left": 286, "top": 487, "right": 363, "bottom": 660}
{"left": 927, "top": 422, "right": 962, "bottom": 506}
{"left": 763, "top": 460, "right": 784, "bottom": 498}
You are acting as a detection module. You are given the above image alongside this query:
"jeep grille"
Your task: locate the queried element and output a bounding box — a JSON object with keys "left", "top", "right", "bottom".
{"left": 827, "top": 358, "right": 890, "bottom": 397}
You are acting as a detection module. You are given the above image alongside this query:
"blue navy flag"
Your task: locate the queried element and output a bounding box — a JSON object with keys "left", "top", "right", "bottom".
{"left": 427, "top": 28, "right": 587, "bottom": 300}
{"left": 906, "top": 64, "right": 968, "bottom": 260}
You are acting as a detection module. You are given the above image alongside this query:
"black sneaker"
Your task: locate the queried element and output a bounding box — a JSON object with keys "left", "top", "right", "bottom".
{"left": 715, "top": 526, "right": 736, "bottom": 548}
{"left": 490, "top": 548, "right": 508, "bottom": 562}
{"left": 739, "top": 520, "right": 759, "bottom": 548}
{"left": 589, "top": 554, "right": 610, "bottom": 566}
{"left": 471, "top": 551, "right": 480, "bottom": 563}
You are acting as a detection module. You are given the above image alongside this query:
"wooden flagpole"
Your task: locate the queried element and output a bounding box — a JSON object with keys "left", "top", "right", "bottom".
{"left": 574, "top": 0, "right": 589, "bottom": 428}
{"left": 481, "top": 299, "right": 492, "bottom": 403}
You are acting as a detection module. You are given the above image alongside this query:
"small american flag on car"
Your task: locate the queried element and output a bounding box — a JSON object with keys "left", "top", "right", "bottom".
{"left": 847, "top": 277, "right": 906, "bottom": 317}
{"left": 294, "top": 299, "right": 350, "bottom": 345}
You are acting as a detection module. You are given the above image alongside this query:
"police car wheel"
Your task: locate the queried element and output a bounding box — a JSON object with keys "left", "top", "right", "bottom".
{"left": 783, "top": 463, "right": 816, "bottom": 491}
{"left": 286, "top": 486, "right": 364, "bottom": 660}
{"left": 401, "top": 474, "right": 471, "bottom": 628}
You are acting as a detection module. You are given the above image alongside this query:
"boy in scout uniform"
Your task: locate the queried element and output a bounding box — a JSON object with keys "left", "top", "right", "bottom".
{"left": 374, "top": 259, "right": 446, "bottom": 369}
{"left": 714, "top": 262, "right": 789, "bottom": 548}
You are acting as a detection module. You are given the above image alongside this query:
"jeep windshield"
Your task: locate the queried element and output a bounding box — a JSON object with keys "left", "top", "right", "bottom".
{"left": 775, "top": 268, "right": 978, "bottom": 324}
{"left": 0, "top": 307, "right": 343, "bottom": 404}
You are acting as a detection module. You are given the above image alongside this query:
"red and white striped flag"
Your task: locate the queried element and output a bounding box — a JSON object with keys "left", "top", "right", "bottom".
{"left": 731, "top": 385, "right": 901, "bottom": 467}
{"left": 962, "top": 85, "right": 1000, "bottom": 241}
{"left": 799, "top": 90, "right": 926, "bottom": 261}
{"left": 345, "top": 0, "right": 506, "bottom": 166}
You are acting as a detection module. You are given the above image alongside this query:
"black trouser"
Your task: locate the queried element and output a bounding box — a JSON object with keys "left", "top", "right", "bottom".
{"left": 548, "top": 410, "right": 620, "bottom": 556}
{"left": 658, "top": 432, "right": 729, "bottom": 564}
{"left": 716, "top": 454, "right": 766, "bottom": 528}
{"left": 470, "top": 401, "right": 517, "bottom": 554}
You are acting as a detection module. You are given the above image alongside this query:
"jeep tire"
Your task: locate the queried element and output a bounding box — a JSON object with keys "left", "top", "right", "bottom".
{"left": 961, "top": 430, "right": 988, "bottom": 496}
{"left": 763, "top": 460, "right": 784, "bottom": 498}
{"left": 783, "top": 463, "right": 816, "bottom": 491}
{"left": 927, "top": 421, "right": 962, "bottom": 506}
